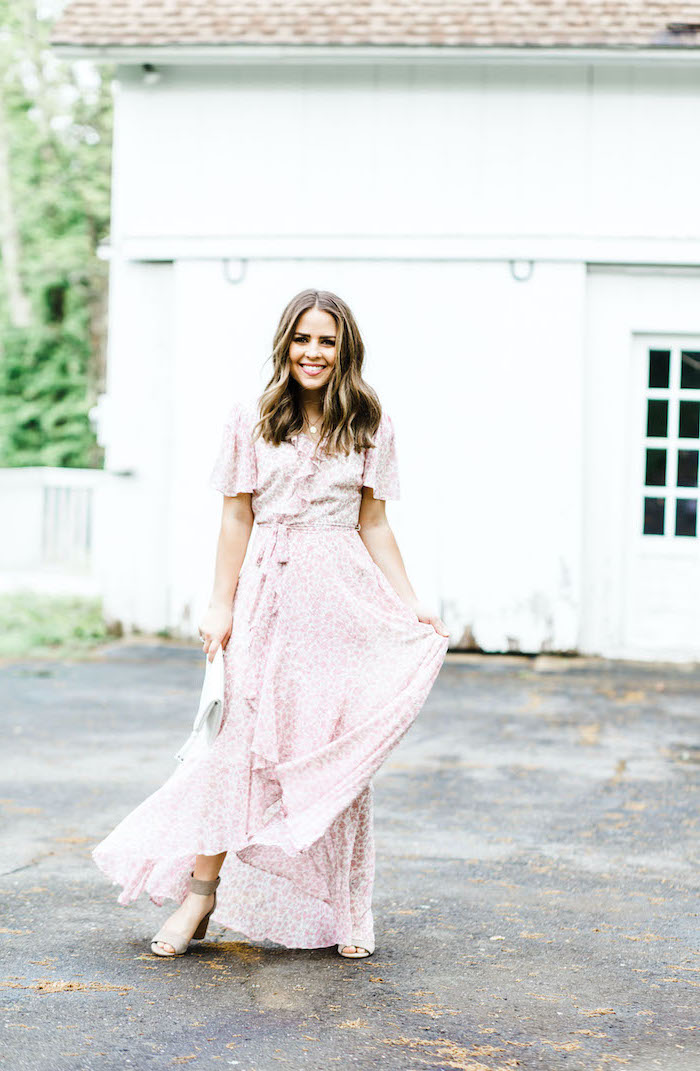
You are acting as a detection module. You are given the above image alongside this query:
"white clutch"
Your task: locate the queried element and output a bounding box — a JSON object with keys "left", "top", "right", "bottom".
{"left": 174, "top": 645, "right": 225, "bottom": 763}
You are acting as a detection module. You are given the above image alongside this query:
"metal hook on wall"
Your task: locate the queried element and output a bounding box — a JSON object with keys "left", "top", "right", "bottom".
{"left": 222, "top": 258, "right": 248, "bottom": 286}
{"left": 509, "top": 259, "right": 535, "bottom": 283}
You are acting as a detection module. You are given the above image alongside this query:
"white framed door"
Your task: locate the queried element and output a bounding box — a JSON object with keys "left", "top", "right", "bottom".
{"left": 622, "top": 336, "right": 700, "bottom": 656}
{"left": 583, "top": 268, "right": 700, "bottom": 661}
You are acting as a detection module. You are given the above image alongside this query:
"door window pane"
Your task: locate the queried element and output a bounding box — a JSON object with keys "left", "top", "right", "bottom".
{"left": 648, "top": 349, "right": 670, "bottom": 388}
{"left": 680, "top": 351, "right": 700, "bottom": 390}
{"left": 641, "top": 342, "right": 700, "bottom": 539}
{"left": 643, "top": 497, "right": 665, "bottom": 535}
{"left": 679, "top": 401, "right": 700, "bottom": 439}
{"left": 675, "top": 498, "right": 697, "bottom": 537}
{"left": 646, "top": 399, "right": 668, "bottom": 437}
{"left": 645, "top": 449, "right": 666, "bottom": 487}
{"left": 677, "top": 450, "right": 699, "bottom": 488}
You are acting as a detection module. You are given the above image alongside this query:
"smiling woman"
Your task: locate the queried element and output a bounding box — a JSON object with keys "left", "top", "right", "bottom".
{"left": 252, "top": 290, "right": 403, "bottom": 460}
{"left": 292, "top": 312, "right": 336, "bottom": 384}
{"left": 91, "top": 288, "right": 450, "bottom": 963}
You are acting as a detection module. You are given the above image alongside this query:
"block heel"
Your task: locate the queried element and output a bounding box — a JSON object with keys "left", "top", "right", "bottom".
{"left": 150, "top": 871, "right": 221, "bottom": 957}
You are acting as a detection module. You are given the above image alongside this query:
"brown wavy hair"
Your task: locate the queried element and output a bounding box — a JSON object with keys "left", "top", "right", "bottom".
{"left": 252, "top": 289, "right": 384, "bottom": 457}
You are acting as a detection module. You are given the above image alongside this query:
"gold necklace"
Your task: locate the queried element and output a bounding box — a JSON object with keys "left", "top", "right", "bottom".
{"left": 303, "top": 408, "right": 322, "bottom": 435}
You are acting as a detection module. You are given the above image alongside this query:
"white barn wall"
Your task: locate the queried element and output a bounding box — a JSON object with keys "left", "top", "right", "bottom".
{"left": 104, "top": 255, "right": 585, "bottom": 650}
{"left": 112, "top": 62, "right": 700, "bottom": 242}
{"left": 95, "top": 260, "right": 176, "bottom": 631}
{"left": 95, "top": 58, "right": 700, "bottom": 653}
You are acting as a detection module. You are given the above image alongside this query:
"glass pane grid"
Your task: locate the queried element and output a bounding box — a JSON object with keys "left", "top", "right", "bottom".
{"left": 641, "top": 343, "right": 698, "bottom": 539}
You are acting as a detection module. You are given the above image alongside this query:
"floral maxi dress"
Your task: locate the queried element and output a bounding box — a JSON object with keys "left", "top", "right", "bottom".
{"left": 92, "top": 401, "right": 450, "bottom": 952}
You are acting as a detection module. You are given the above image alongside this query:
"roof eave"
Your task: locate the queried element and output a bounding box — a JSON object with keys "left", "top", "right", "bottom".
{"left": 48, "top": 42, "right": 700, "bottom": 65}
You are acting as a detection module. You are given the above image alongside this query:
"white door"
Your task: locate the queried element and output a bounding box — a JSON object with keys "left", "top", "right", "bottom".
{"left": 583, "top": 268, "right": 700, "bottom": 661}
{"left": 622, "top": 336, "right": 700, "bottom": 656}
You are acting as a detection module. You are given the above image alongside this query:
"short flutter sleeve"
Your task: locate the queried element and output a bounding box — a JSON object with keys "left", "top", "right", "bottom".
{"left": 209, "top": 401, "right": 257, "bottom": 496}
{"left": 362, "top": 411, "right": 401, "bottom": 500}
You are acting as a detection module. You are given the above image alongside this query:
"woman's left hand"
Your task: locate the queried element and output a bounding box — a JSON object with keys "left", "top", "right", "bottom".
{"left": 408, "top": 599, "right": 450, "bottom": 638}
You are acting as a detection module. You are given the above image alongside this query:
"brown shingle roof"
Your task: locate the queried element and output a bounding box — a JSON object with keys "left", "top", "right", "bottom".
{"left": 49, "top": 1, "right": 700, "bottom": 49}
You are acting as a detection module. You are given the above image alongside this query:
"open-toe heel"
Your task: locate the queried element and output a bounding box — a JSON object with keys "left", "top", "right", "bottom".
{"left": 337, "top": 940, "right": 375, "bottom": 959}
{"left": 150, "top": 871, "right": 221, "bottom": 957}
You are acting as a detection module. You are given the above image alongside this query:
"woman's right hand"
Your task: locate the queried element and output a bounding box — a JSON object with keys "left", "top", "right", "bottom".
{"left": 198, "top": 602, "right": 233, "bottom": 662}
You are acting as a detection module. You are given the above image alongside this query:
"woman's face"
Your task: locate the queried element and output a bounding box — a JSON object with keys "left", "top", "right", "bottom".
{"left": 288, "top": 307, "right": 337, "bottom": 395}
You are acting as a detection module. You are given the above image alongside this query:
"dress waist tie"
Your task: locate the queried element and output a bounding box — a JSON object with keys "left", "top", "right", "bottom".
{"left": 241, "top": 520, "right": 361, "bottom": 703}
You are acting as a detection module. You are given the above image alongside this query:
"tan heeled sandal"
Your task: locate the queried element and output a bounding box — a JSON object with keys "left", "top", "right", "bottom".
{"left": 150, "top": 872, "right": 220, "bottom": 957}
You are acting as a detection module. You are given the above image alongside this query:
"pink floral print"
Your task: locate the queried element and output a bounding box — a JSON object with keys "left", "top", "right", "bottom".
{"left": 92, "top": 400, "right": 449, "bottom": 952}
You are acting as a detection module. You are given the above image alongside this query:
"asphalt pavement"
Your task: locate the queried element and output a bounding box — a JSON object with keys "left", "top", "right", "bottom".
{"left": 1, "top": 642, "right": 698, "bottom": 1071}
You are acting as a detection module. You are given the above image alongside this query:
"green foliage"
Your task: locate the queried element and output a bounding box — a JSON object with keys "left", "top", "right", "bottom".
{"left": 0, "top": 590, "right": 113, "bottom": 658}
{"left": 0, "top": 0, "right": 113, "bottom": 468}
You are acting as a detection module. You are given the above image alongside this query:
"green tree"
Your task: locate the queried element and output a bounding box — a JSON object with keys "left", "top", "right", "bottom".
{"left": 0, "top": 0, "right": 112, "bottom": 468}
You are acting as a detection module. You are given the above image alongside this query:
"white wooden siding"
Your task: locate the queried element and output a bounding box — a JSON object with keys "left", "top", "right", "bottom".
{"left": 91, "top": 59, "right": 700, "bottom": 656}
{"left": 113, "top": 62, "right": 700, "bottom": 244}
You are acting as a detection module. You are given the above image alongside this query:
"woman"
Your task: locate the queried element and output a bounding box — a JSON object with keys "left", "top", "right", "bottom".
{"left": 92, "top": 288, "right": 450, "bottom": 959}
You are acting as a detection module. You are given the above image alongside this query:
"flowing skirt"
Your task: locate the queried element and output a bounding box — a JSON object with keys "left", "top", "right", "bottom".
{"left": 92, "top": 522, "right": 449, "bottom": 950}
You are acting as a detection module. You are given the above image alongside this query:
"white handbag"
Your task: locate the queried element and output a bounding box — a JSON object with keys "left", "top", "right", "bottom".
{"left": 174, "top": 645, "right": 225, "bottom": 763}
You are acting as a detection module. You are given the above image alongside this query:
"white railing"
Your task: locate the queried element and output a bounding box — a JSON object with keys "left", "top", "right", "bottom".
{"left": 0, "top": 466, "right": 109, "bottom": 595}
{"left": 42, "top": 482, "right": 92, "bottom": 567}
